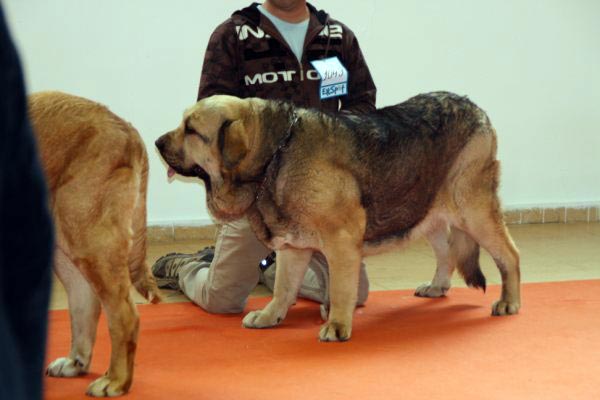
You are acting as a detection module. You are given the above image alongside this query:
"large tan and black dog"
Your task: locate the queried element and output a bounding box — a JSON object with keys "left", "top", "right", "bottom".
{"left": 156, "top": 91, "right": 520, "bottom": 342}
{"left": 29, "top": 92, "right": 161, "bottom": 396}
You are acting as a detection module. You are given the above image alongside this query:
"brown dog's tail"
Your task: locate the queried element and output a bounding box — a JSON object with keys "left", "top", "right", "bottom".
{"left": 131, "top": 264, "right": 163, "bottom": 304}
{"left": 450, "top": 227, "right": 486, "bottom": 291}
{"left": 128, "top": 140, "right": 163, "bottom": 304}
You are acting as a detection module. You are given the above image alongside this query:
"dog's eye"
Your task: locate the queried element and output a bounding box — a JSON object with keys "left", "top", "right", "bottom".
{"left": 185, "top": 121, "right": 197, "bottom": 136}
{"left": 185, "top": 121, "right": 210, "bottom": 144}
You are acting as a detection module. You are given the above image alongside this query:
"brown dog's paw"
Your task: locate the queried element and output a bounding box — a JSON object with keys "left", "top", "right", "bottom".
{"left": 46, "top": 357, "right": 88, "bottom": 377}
{"left": 491, "top": 299, "right": 520, "bottom": 316}
{"left": 86, "top": 375, "right": 129, "bottom": 397}
{"left": 414, "top": 283, "right": 449, "bottom": 298}
{"left": 242, "top": 309, "right": 283, "bottom": 329}
{"left": 319, "top": 321, "right": 352, "bottom": 342}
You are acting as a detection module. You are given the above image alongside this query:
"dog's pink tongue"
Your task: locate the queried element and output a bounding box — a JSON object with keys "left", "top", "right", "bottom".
{"left": 167, "top": 167, "right": 176, "bottom": 178}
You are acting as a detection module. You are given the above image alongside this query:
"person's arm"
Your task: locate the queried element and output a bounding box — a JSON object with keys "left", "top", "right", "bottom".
{"left": 339, "top": 29, "right": 377, "bottom": 114}
{"left": 0, "top": 6, "right": 54, "bottom": 400}
{"left": 197, "top": 20, "right": 242, "bottom": 101}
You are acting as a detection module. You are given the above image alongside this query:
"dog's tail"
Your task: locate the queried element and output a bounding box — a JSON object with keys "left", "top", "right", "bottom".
{"left": 131, "top": 265, "right": 163, "bottom": 304}
{"left": 450, "top": 227, "right": 486, "bottom": 291}
{"left": 129, "top": 139, "right": 163, "bottom": 304}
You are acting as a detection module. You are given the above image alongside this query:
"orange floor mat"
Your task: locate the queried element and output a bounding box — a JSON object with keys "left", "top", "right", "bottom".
{"left": 45, "top": 280, "right": 600, "bottom": 399}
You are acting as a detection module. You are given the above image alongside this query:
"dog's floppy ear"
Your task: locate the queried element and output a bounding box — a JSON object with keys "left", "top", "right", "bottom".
{"left": 218, "top": 118, "right": 248, "bottom": 170}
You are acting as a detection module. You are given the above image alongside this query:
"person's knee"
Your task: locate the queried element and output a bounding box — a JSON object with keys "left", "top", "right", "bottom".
{"left": 199, "top": 292, "right": 247, "bottom": 314}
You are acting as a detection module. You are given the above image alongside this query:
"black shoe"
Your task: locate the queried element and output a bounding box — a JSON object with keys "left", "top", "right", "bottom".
{"left": 152, "top": 246, "right": 215, "bottom": 289}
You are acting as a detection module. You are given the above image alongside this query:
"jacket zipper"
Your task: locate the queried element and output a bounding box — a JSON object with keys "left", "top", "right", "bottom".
{"left": 299, "top": 16, "right": 330, "bottom": 80}
{"left": 255, "top": 13, "right": 330, "bottom": 82}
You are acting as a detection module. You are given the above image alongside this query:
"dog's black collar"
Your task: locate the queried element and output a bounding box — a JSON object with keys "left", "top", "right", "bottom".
{"left": 255, "top": 109, "right": 300, "bottom": 201}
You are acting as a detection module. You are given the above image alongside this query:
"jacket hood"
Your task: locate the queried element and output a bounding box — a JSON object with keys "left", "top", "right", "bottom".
{"left": 232, "top": 2, "right": 329, "bottom": 26}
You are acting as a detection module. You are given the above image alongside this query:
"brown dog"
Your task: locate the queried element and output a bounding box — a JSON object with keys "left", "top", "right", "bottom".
{"left": 29, "top": 92, "right": 160, "bottom": 396}
{"left": 156, "top": 92, "right": 520, "bottom": 342}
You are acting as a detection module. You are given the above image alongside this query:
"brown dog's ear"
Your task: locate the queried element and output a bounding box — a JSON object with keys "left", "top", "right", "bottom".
{"left": 218, "top": 119, "right": 248, "bottom": 169}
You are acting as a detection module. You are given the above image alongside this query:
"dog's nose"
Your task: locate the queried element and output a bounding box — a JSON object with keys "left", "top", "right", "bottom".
{"left": 155, "top": 135, "right": 167, "bottom": 152}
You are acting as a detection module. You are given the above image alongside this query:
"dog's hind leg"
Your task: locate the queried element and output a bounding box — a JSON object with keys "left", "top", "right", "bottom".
{"left": 415, "top": 223, "right": 454, "bottom": 297}
{"left": 461, "top": 212, "right": 520, "bottom": 315}
{"left": 79, "top": 167, "right": 141, "bottom": 397}
{"left": 46, "top": 248, "right": 101, "bottom": 377}
{"left": 449, "top": 130, "right": 519, "bottom": 314}
{"left": 80, "top": 238, "right": 139, "bottom": 397}
{"left": 243, "top": 248, "right": 312, "bottom": 329}
{"left": 455, "top": 162, "right": 520, "bottom": 315}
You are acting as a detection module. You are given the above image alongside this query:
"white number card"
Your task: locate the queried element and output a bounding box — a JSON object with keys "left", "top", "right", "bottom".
{"left": 310, "top": 57, "right": 348, "bottom": 100}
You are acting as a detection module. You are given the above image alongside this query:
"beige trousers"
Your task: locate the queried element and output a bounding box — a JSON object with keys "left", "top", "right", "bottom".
{"left": 178, "top": 217, "right": 369, "bottom": 314}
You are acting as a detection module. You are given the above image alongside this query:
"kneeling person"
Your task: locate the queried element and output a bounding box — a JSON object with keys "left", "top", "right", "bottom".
{"left": 153, "top": 0, "right": 376, "bottom": 314}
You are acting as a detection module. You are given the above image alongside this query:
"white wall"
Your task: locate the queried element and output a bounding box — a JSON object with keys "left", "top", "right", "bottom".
{"left": 4, "top": 0, "right": 600, "bottom": 225}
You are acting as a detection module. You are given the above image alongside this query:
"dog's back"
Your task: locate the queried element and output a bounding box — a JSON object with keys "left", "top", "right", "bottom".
{"left": 335, "top": 92, "right": 495, "bottom": 243}
{"left": 30, "top": 92, "right": 142, "bottom": 180}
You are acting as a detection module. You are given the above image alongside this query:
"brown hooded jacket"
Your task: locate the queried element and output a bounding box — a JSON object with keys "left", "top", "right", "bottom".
{"left": 197, "top": 2, "right": 377, "bottom": 113}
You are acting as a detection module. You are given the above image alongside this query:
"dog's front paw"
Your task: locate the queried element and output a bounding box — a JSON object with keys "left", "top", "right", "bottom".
{"left": 319, "top": 321, "right": 352, "bottom": 342}
{"left": 46, "top": 357, "right": 88, "bottom": 377}
{"left": 242, "top": 309, "right": 283, "bottom": 329}
{"left": 491, "top": 299, "right": 520, "bottom": 316}
{"left": 86, "top": 375, "right": 128, "bottom": 397}
{"left": 414, "top": 283, "right": 449, "bottom": 298}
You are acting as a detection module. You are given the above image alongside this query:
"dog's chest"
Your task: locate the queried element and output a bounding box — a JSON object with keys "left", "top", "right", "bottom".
{"left": 246, "top": 204, "right": 320, "bottom": 251}
{"left": 264, "top": 218, "right": 321, "bottom": 251}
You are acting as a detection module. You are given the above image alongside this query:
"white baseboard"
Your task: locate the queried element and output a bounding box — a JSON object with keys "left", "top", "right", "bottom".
{"left": 147, "top": 204, "right": 600, "bottom": 242}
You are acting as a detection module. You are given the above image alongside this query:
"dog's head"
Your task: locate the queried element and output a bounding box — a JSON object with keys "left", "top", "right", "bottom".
{"left": 156, "top": 95, "right": 266, "bottom": 222}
